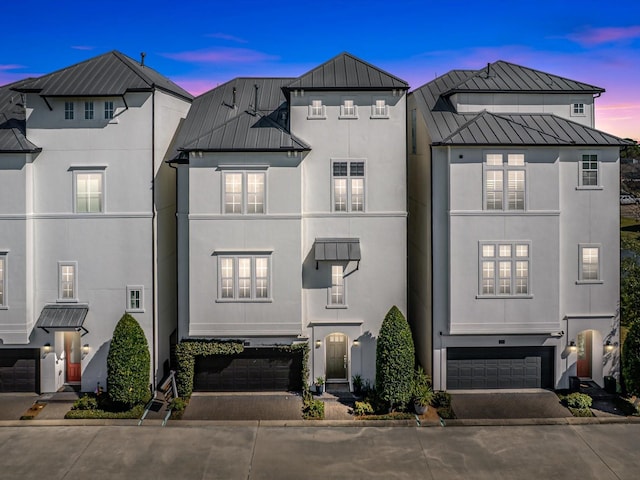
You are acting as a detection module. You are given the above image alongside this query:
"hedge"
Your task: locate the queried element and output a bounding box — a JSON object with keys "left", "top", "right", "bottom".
{"left": 623, "top": 319, "right": 640, "bottom": 395}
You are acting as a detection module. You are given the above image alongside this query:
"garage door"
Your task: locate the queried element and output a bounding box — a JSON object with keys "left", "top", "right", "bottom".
{"left": 0, "top": 349, "right": 39, "bottom": 393}
{"left": 193, "top": 348, "right": 303, "bottom": 392}
{"left": 447, "top": 347, "right": 554, "bottom": 390}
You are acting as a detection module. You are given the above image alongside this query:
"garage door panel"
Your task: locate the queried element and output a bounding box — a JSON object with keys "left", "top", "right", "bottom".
{"left": 0, "top": 350, "right": 39, "bottom": 393}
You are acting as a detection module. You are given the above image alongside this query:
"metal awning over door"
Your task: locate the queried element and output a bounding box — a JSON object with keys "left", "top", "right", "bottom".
{"left": 36, "top": 304, "right": 89, "bottom": 335}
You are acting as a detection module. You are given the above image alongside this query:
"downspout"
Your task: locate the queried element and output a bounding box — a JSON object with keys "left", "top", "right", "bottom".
{"left": 151, "top": 89, "right": 158, "bottom": 390}
{"left": 593, "top": 92, "right": 602, "bottom": 128}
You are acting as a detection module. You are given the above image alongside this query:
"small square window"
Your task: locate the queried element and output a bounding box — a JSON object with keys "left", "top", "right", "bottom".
{"left": 572, "top": 103, "right": 585, "bottom": 116}
{"left": 85, "top": 101, "right": 94, "bottom": 120}
{"left": 126, "top": 286, "right": 144, "bottom": 312}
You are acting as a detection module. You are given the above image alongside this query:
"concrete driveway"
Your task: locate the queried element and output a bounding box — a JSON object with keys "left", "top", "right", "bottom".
{"left": 450, "top": 389, "right": 571, "bottom": 420}
{"left": 182, "top": 392, "right": 303, "bottom": 421}
{"left": 0, "top": 394, "right": 39, "bottom": 421}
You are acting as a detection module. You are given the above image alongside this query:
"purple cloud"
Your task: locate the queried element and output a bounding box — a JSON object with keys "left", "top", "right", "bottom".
{"left": 71, "top": 45, "right": 95, "bottom": 51}
{"left": 205, "top": 33, "right": 248, "bottom": 44}
{"left": 567, "top": 25, "right": 640, "bottom": 46}
{"left": 162, "top": 47, "right": 279, "bottom": 64}
{"left": 0, "top": 64, "right": 25, "bottom": 71}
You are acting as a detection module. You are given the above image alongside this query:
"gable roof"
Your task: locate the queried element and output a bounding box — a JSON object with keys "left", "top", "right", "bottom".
{"left": 0, "top": 82, "right": 40, "bottom": 153}
{"left": 443, "top": 60, "right": 604, "bottom": 95}
{"left": 13, "top": 51, "right": 192, "bottom": 101}
{"left": 284, "top": 52, "right": 408, "bottom": 91}
{"left": 412, "top": 66, "right": 630, "bottom": 147}
{"left": 173, "top": 77, "right": 309, "bottom": 154}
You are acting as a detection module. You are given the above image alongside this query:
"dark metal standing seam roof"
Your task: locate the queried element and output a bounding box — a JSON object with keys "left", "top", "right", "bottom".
{"left": 411, "top": 64, "right": 631, "bottom": 147}
{"left": 284, "top": 52, "right": 409, "bottom": 90}
{"left": 36, "top": 304, "right": 89, "bottom": 332}
{"left": 13, "top": 51, "right": 192, "bottom": 101}
{"left": 173, "top": 77, "right": 309, "bottom": 154}
{"left": 0, "top": 82, "right": 40, "bottom": 153}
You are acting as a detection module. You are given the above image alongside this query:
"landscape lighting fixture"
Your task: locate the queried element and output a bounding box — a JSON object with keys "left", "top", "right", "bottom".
{"left": 569, "top": 341, "right": 577, "bottom": 353}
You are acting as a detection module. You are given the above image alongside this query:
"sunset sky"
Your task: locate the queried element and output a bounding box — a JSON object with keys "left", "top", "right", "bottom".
{"left": 2, "top": 0, "right": 639, "bottom": 140}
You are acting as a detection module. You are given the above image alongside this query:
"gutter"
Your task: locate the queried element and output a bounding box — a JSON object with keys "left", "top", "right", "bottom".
{"left": 151, "top": 89, "right": 158, "bottom": 391}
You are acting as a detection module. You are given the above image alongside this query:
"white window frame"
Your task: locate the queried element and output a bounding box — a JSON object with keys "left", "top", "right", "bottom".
{"left": 126, "top": 285, "right": 144, "bottom": 313}
{"left": 216, "top": 254, "right": 272, "bottom": 302}
{"left": 578, "top": 244, "right": 602, "bottom": 284}
{"left": 483, "top": 152, "right": 526, "bottom": 211}
{"left": 104, "top": 101, "right": 114, "bottom": 119}
{"left": 571, "top": 102, "right": 585, "bottom": 117}
{"left": 84, "top": 101, "right": 94, "bottom": 120}
{"left": 478, "top": 241, "right": 531, "bottom": 298}
{"left": 308, "top": 99, "right": 326, "bottom": 119}
{"left": 0, "top": 252, "right": 7, "bottom": 308}
{"left": 221, "top": 169, "right": 267, "bottom": 215}
{"left": 58, "top": 261, "right": 78, "bottom": 302}
{"left": 339, "top": 99, "right": 358, "bottom": 119}
{"left": 327, "top": 264, "right": 347, "bottom": 308}
{"left": 64, "top": 101, "right": 74, "bottom": 120}
{"left": 371, "top": 99, "right": 389, "bottom": 118}
{"left": 72, "top": 169, "right": 105, "bottom": 214}
{"left": 331, "top": 159, "right": 366, "bottom": 212}
{"left": 578, "top": 152, "right": 601, "bottom": 189}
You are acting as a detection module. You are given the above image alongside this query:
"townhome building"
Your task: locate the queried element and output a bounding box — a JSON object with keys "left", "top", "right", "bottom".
{"left": 171, "top": 53, "right": 408, "bottom": 391}
{"left": 408, "top": 61, "right": 630, "bottom": 390}
{"left": 0, "top": 51, "right": 192, "bottom": 393}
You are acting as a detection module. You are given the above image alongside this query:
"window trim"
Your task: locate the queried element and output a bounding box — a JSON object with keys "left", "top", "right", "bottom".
{"left": 483, "top": 152, "right": 527, "bottom": 211}
{"left": 215, "top": 254, "right": 272, "bottom": 302}
{"left": 126, "top": 285, "right": 145, "bottom": 313}
{"left": 73, "top": 170, "right": 105, "bottom": 214}
{"left": 58, "top": 261, "right": 78, "bottom": 303}
{"left": 577, "top": 152, "right": 602, "bottom": 190}
{"left": 308, "top": 99, "right": 327, "bottom": 119}
{"left": 571, "top": 102, "right": 586, "bottom": 117}
{"left": 578, "top": 244, "right": 603, "bottom": 284}
{"left": 221, "top": 169, "right": 267, "bottom": 215}
{"left": 84, "top": 101, "right": 94, "bottom": 120}
{"left": 327, "top": 263, "right": 348, "bottom": 308}
{"left": 331, "top": 159, "right": 366, "bottom": 213}
{"left": 64, "top": 101, "right": 74, "bottom": 120}
{"left": 0, "top": 252, "right": 7, "bottom": 309}
{"left": 339, "top": 99, "right": 358, "bottom": 119}
{"left": 370, "top": 99, "right": 389, "bottom": 119}
{"left": 104, "top": 101, "right": 114, "bottom": 119}
{"left": 477, "top": 241, "right": 532, "bottom": 298}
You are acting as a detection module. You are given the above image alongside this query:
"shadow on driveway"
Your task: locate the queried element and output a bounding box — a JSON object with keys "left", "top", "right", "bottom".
{"left": 0, "top": 393, "right": 39, "bottom": 420}
{"left": 181, "top": 393, "right": 303, "bottom": 421}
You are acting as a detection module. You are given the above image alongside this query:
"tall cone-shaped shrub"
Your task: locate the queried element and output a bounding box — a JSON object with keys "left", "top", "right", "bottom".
{"left": 376, "top": 306, "right": 414, "bottom": 411}
{"left": 107, "top": 313, "right": 151, "bottom": 407}
{"left": 623, "top": 319, "right": 640, "bottom": 395}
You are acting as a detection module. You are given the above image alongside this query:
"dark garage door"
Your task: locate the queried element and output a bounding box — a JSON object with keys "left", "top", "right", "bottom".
{"left": 193, "top": 348, "right": 303, "bottom": 392}
{"left": 447, "top": 347, "right": 554, "bottom": 390}
{"left": 0, "top": 349, "right": 39, "bottom": 393}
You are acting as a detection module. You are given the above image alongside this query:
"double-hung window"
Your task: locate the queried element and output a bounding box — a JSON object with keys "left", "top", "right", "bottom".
{"left": 329, "top": 265, "right": 346, "bottom": 306}
{"left": 480, "top": 242, "right": 530, "bottom": 296}
{"left": 218, "top": 255, "right": 271, "bottom": 301}
{"left": 579, "top": 154, "right": 599, "bottom": 187}
{"left": 308, "top": 99, "right": 326, "bottom": 119}
{"left": 0, "top": 253, "right": 6, "bottom": 307}
{"left": 74, "top": 171, "right": 104, "bottom": 213}
{"left": 223, "top": 171, "right": 265, "bottom": 214}
{"left": 485, "top": 153, "right": 525, "bottom": 211}
{"left": 332, "top": 160, "right": 365, "bottom": 212}
{"left": 340, "top": 99, "right": 357, "bottom": 118}
{"left": 104, "top": 101, "right": 114, "bottom": 119}
{"left": 579, "top": 245, "right": 601, "bottom": 282}
{"left": 58, "top": 262, "right": 78, "bottom": 302}
{"left": 371, "top": 99, "right": 388, "bottom": 118}
{"left": 84, "top": 101, "right": 94, "bottom": 120}
{"left": 65, "top": 101, "right": 74, "bottom": 120}
{"left": 126, "top": 286, "right": 144, "bottom": 312}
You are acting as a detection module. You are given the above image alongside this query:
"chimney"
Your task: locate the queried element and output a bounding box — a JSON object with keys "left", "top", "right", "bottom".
{"left": 253, "top": 84, "right": 259, "bottom": 113}
{"left": 140, "top": 52, "right": 146, "bottom": 67}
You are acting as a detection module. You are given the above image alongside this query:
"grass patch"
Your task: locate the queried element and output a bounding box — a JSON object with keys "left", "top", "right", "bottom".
{"left": 65, "top": 403, "right": 145, "bottom": 419}
{"left": 622, "top": 215, "right": 640, "bottom": 242}
{"left": 357, "top": 412, "right": 414, "bottom": 420}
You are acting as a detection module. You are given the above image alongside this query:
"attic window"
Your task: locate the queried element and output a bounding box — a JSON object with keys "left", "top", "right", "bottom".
{"left": 65, "top": 102, "right": 74, "bottom": 120}
{"left": 572, "top": 103, "right": 585, "bottom": 116}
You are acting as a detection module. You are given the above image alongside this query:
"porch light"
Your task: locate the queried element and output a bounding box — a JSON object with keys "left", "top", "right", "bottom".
{"left": 43, "top": 343, "right": 51, "bottom": 354}
{"left": 82, "top": 344, "right": 90, "bottom": 357}
{"left": 353, "top": 339, "right": 360, "bottom": 347}
{"left": 605, "top": 341, "right": 614, "bottom": 353}
{"left": 569, "top": 341, "right": 577, "bottom": 353}
{"left": 315, "top": 340, "right": 322, "bottom": 348}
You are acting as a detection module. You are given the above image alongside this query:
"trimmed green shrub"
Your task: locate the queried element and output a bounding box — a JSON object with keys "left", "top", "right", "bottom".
{"left": 432, "top": 391, "right": 452, "bottom": 409}
{"left": 375, "top": 306, "right": 415, "bottom": 411}
{"left": 623, "top": 319, "right": 640, "bottom": 395}
{"left": 353, "top": 401, "right": 374, "bottom": 416}
{"left": 302, "top": 394, "right": 324, "bottom": 420}
{"left": 71, "top": 394, "right": 98, "bottom": 411}
{"left": 107, "top": 313, "right": 151, "bottom": 408}
{"left": 565, "top": 392, "right": 593, "bottom": 409}
{"left": 65, "top": 404, "right": 145, "bottom": 419}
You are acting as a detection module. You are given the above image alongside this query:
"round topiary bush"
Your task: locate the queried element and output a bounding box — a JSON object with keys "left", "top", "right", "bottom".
{"left": 107, "top": 313, "right": 151, "bottom": 408}
{"left": 623, "top": 319, "right": 640, "bottom": 396}
{"left": 376, "top": 306, "right": 415, "bottom": 411}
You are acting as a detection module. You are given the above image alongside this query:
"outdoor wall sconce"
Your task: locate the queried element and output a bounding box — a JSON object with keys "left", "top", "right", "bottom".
{"left": 42, "top": 343, "right": 51, "bottom": 357}
{"left": 605, "top": 341, "right": 614, "bottom": 353}
{"left": 315, "top": 340, "right": 322, "bottom": 348}
{"left": 82, "top": 344, "right": 90, "bottom": 358}
{"left": 569, "top": 341, "right": 577, "bottom": 353}
{"left": 353, "top": 339, "right": 360, "bottom": 347}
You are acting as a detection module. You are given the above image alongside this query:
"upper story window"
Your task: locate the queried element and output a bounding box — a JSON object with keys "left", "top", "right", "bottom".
{"left": 84, "top": 101, "right": 94, "bottom": 120}
{"left": 218, "top": 255, "right": 271, "bottom": 301}
{"left": 339, "top": 99, "right": 358, "bottom": 118}
{"left": 65, "top": 102, "right": 74, "bottom": 120}
{"left": 480, "top": 242, "right": 530, "bottom": 297}
{"left": 327, "top": 265, "right": 347, "bottom": 307}
{"left": 572, "top": 103, "right": 585, "bottom": 116}
{"left": 58, "top": 262, "right": 78, "bottom": 302}
{"left": 104, "top": 101, "right": 114, "bottom": 119}
{"left": 579, "top": 245, "right": 601, "bottom": 283}
{"left": 126, "top": 286, "right": 144, "bottom": 312}
{"left": 332, "top": 160, "right": 365, "bottom": 212}
{"left": 308, "top": 99, "right": 326, "bottom": 119}
{"left": 223, "top": 171, "right": 266, "bottom": 214}
{"left": 579, "top": 154, "right": 599, "bottom": 187}
{"left": 371, "top": 99, "right": 389, "bottom": 118}
{"left": 0, "top": 253, "right": 6, "bottom": 307}
{"left": 74, "top": 172, "right": 104, "bottom": 213}
{"left": 485, "top": 153, "right": 525, "bottom": 211}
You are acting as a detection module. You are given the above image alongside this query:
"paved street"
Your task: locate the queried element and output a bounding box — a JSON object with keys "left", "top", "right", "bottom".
{"left": 1, "top": 423, "right": 639, "bottom": 479}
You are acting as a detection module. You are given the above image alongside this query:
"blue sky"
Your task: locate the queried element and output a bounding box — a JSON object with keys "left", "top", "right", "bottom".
{"left": 3, "top": 0, "right": 639, "bottom": 139}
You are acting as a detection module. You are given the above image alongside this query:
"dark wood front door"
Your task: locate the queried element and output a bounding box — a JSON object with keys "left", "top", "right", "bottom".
{"left": 577, "top": 331, "right": 592, "bottom": 378}
{"left": 326, "top": 334, "right": 347, "bottom": 380}
{"left": 64, "top": 332, "right": 81, "bottom": 383}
